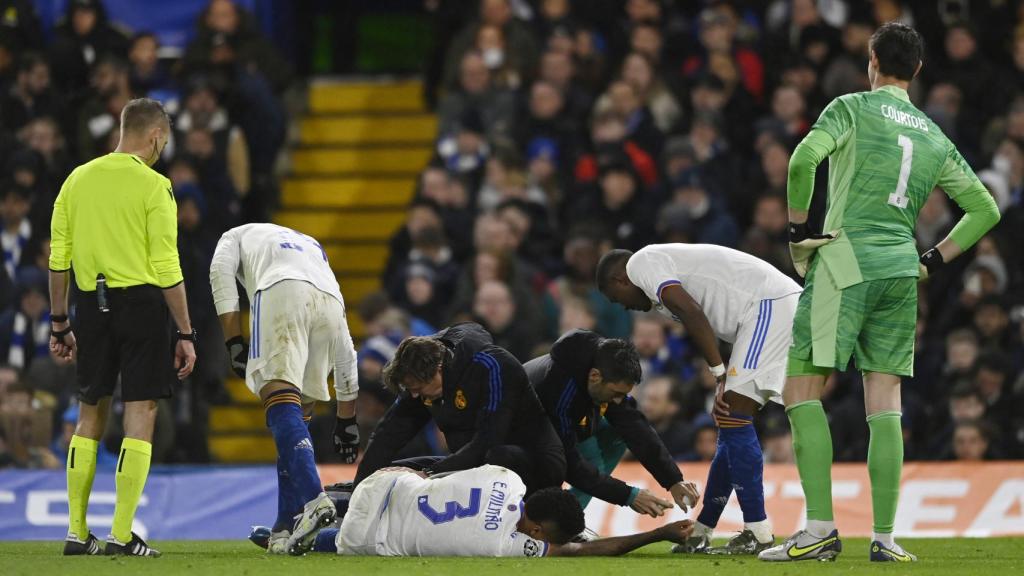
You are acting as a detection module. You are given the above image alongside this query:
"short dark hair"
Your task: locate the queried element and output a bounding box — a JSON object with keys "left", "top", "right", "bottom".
{"left": 869, "top": 22, "right": 923, "bottom": 81}
{"left": 382, "top": 336, "right": 445, "bottom": 394}
{"left": 523, "top": 488, "right": 585, "bottom": 545}
{"left": 595, "top": 249, "right": 633, "bottom": 290}
{"left": 594, "top": 338, "right": 642, "bottom": 384}
{"left": 949, "top": 382, "right": 982, "bottom": 403}
{"left": 17, "top": 52, "right": 47, "bottom": 74}
{"left": 2, "top": 182, "right": 33, "bottom": 202}
{"left": 120, "top": 98, "right": 169, "bottom": 134}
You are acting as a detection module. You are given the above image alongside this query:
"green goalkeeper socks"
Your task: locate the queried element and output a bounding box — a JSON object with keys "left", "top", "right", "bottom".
{"left": 66, "top": 435, "right": 99, "bottom": 540}
{"left": 112, "top": 437, "right": 152, "bottom": 542}
{"left": 787, "top": 400, "right": 834, "bottom": 522}
{"left": 867, "top": 411, "right": 903, "bottom": 534}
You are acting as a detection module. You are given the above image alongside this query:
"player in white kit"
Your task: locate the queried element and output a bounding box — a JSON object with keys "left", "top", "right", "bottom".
{"left": 295, "top": 464, "right": 693, "bottom": 557}
{"left": 597, "top": 244, "right": 802, "bottom": 555}
{"left": 210, "top": 223, "right": 359, "bottom": 554}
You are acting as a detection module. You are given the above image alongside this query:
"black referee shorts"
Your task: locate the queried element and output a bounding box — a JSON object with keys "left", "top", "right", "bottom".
{"left": 74, "top": 284, "right": 174, "bottom": 405}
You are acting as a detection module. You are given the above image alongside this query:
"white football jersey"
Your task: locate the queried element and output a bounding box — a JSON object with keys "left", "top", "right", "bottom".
{"left": 210, "top": 223, "right": 344, "bottom": 315}
{"left": 626, "top": 244, "right": 801, "bottom": 343}
{"left": 347, "top": 465, "right": 549, "bottom": 557}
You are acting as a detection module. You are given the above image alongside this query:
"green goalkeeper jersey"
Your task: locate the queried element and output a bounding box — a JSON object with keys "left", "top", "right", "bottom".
{"left": 790, "top": 85, "right": 996, "bottom": 289}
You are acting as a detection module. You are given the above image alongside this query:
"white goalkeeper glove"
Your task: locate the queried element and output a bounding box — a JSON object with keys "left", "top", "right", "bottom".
{"left": 789, "top": 222, "right": 840, "bottom": 278}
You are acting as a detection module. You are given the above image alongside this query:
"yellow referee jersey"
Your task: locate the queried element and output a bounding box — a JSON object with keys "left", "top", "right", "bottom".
{"left": 49, "top": 152, "right": 183, "bottom": 291}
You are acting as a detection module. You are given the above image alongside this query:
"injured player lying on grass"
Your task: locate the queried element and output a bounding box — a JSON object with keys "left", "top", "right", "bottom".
{"left": 250, "top": 464, "right": 693, "bottom": 557}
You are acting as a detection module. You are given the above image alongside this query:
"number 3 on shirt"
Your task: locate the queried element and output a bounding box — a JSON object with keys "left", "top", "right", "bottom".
{"left": 417, "top": 488, "right": 482, "bottom": 524}
{"left": 888, "top": 134, "right": 913, "bottom": 209}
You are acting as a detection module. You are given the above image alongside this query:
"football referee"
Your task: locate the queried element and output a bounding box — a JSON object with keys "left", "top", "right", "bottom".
{"left": 50, "top": 98, "right": 197, "bottom": 558}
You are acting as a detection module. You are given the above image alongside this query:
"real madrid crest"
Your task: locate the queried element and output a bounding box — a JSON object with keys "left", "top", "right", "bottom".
{"left": 455, "top": 389, "right": 468, "bottom": 409}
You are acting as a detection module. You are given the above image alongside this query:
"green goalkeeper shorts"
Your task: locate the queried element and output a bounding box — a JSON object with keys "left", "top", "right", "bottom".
{"left": 789, "top": 258, "right": 917, "bottom": 377}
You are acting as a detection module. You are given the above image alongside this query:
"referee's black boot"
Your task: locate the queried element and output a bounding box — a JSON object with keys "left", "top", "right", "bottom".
{"left": 104, "top": 532, "right": 161, "bottom": 557}
{"left": 63, "top": 532, "right": 102, "bottom": 555}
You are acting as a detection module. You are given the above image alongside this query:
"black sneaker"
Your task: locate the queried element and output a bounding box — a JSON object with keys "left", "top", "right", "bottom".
{"left": 104, "top": 532, "right": 161, "bottom": 557}
{"left": 63, "top": 532, "right": 102, "bottom": 556}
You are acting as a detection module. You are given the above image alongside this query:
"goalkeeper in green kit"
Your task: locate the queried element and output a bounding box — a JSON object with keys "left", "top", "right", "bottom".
{"left": 758, "top": 23, "right": 1000, "bottom": 563}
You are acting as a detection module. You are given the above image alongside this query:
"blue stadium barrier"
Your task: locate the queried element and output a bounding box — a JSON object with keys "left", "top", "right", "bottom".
{"left": 0, "top": 466, "right": 278, "bottom": 540}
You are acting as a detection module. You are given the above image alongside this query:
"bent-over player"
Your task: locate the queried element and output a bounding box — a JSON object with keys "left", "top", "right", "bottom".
{"left": 525, "top": 330, "right": 699, "bottom": 519}
{"left": 210, "top": 223, "right": 359, "bottom": 554}
{"left": 598, "top": 243, "right": 802, "bottom": 554}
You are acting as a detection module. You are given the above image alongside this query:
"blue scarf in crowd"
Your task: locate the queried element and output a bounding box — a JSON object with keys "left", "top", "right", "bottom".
{"left": 1, "top": 219, "right": 31, "bottom": 279}
{"left": 9, "top": 310, "right": 50, "bottom": 369}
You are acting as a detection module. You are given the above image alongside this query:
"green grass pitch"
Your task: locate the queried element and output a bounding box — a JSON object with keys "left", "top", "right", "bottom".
{"left": 0, "top": 538, "right": 1021, "bottom": 576}
{"left": 0, "top": 537, "right": 1019, "bottom": 569}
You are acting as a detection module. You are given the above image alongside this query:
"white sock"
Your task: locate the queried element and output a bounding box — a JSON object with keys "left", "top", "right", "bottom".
{"left": 873, "top": 532, "right": 894, "bottom": 547}
{"left": 745, "top": 519, "right": 773, "bottom": 543}
{"left": 693, "top": 521, "right": 714, "bottom": 538}
{"left": 805, "top": 519, "right": 836, "bottom": 539}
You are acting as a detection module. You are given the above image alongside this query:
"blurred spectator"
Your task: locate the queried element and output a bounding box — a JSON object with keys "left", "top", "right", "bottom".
{"left": 48, "top": 0, "right": 129, "bottom": 97}
{"left": 443, "top": 0, "right": 537, "bottom": 91}
{"left": 183, "top": 0, "right": 291, "bottom": 93}
{"left": 822, "top": 16, "right": 872, "bottom": 99}
{"left": 472, "top": 279, "right": 538, "bottom": 361}
{"left": 0, "top": 378, "right": 57, "bottom": 469}
{"left": 573, "top": 154, "right": 655, "bottom": 250}
{"left": 76, "top": 55, "right": 131, "bottom": 160}
{"left": 951, "top": 420, "right": 997, "bottom": 461}
{"left": 596, "top": 80, "right": 663, "bottom": 158}
{"left": 1, "top": 52, "right": 63, "bottom": 134}
{"left": 620, "top": 52, "right": 681, "bottom": 133}
{"left": 973, "top": 297, "right": 1011, "bottom": 350}
{"left": 513, "top": 81, "right": 575, "bottom": 172}
{"left": 929, "top": 383, "right": 988, "bottom": 455}
{"left": 741, "top": 194, "right": 792, "bottom": 275}
{"left": 542, "top": 225, "right": 631, "bottom": 340}
{"left": 660, "top": 170, "right": 739, "bottom": 247}
{"left": 19, "top": 116, "right": 73, "bottom": 202}
{"left": 538, "top": 48, "right": 592, "bottom": 126}
{"left": 0, "top": 182, "right": 37, "bottom": 279}
{"left": 436, "top": 107, "right": 489, "bottom": 190}
{"left": 684, "top": 7, "right": 765, "bottom": 103}
{"left": 631, "top": 313, "right": 690, "bottom": 384}
{"left": 49, "top": 404, "right": 117, "bottom": 469}
{"left": 127, "top": 32, "right": 173, "bottom": 96}
{"left": 438, "top": 51, "right": 516, "bottom": 140}
{"left": 933, "top": 22, "right": 1009, "bottom": 124}
{"left": 0, "top": 268, "right": 49, "bottom": 370}
{"left": 681, "top": 414, "right": 718, "bottom": 462}
{"left": 636, "top": 375, "right": 690, "bottom": 457}
{"left": 477, "top": 148, "right": 546, "bottom": 213}
{"left": 761, "top": 410, "right": 795, "bottom": 463}
{"left": 558, "top": 296, "right": 597, "bottom": 335}
{"left": 175, "top": 77, "right": 251, "bottom": 208}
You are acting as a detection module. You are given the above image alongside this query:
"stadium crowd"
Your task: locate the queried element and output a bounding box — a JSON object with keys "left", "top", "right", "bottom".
{"left": 0, "top": 0, "right": 291, "bottom": 467}
{"left": 354, "top": 0, "right": 1024, "bottom": 467}
{"left": 2, "top": 0, "right": 1024, "bottom": 471}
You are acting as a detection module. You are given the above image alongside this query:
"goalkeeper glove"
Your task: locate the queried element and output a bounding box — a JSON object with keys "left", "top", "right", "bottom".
{"left": 225, "top": 335, "right": 248, "bottom": 379}
{"left": 334, "top": 416, "right": 360, "bottom": 464}
{"left": 919, "top": 247, "right": 944, "bottom": 281}
{"left": 789, "top": 222, "right": 840, "bottom": 278}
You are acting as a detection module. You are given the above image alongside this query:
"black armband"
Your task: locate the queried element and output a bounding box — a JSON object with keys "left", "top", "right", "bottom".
{"left": 920, "top": 248, "right": 944, "bottom": 275}
{"left": 789, "top": 221, "right": 810, "bottom": 243}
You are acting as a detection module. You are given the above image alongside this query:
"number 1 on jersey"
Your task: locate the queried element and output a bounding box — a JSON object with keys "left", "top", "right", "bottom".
{"left": 888, "top": 134, "right": 913, "bottom": 209}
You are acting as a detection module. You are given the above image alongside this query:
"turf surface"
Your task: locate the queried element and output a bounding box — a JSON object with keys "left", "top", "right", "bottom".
{"left": 1, "top": 538, "right": 1021, "bottom": 575}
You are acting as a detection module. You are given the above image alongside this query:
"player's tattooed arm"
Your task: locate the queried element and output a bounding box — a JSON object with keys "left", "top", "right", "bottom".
{"left": 548, "top": 521, "right": 694, "bottom": 557}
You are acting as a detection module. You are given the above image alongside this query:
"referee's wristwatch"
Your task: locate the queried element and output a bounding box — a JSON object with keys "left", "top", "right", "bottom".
{"left": 176, "top": 329, "right": 199, "bottom": 343}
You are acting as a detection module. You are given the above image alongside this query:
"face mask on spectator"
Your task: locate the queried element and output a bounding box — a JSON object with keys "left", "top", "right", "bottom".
{"left": 482, "top": 48, "right": 505, "bottom": 69}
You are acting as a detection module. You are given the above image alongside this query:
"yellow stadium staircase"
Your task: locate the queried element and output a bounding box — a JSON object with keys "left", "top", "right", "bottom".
{"left": 207, "top": 79, "right": 434, "bottom": 462}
